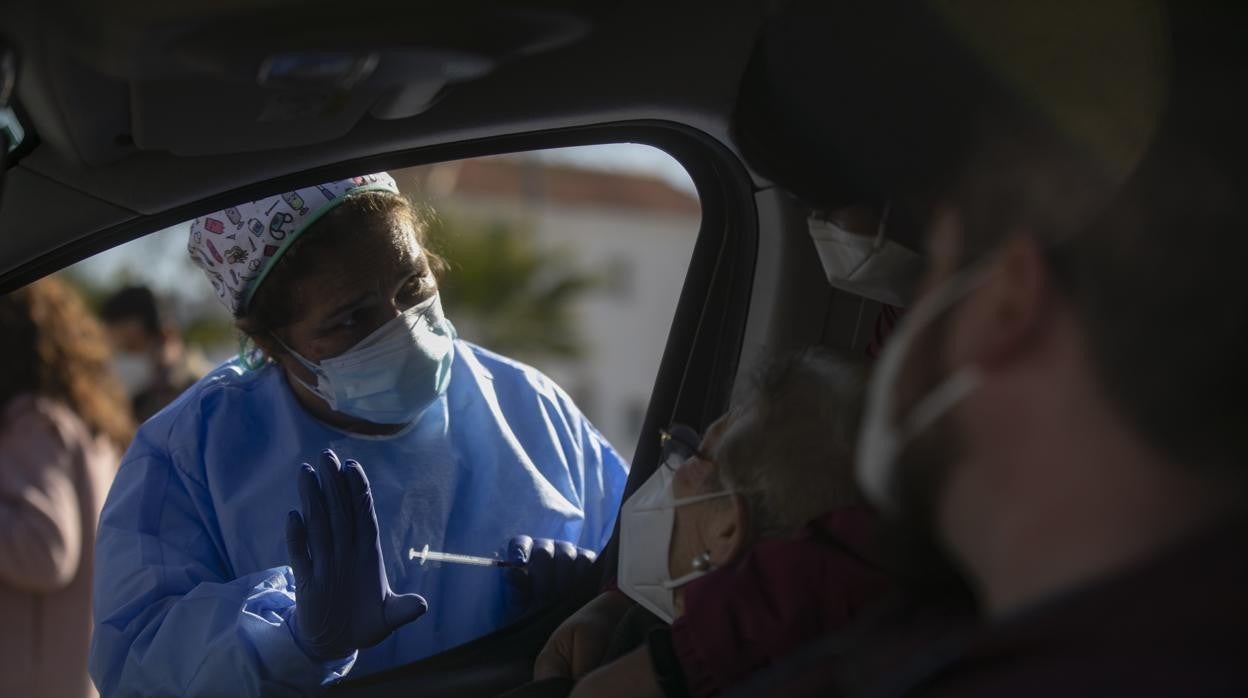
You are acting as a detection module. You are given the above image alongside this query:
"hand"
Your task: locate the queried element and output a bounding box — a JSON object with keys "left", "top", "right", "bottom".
{"left": 286, "top": 450, "right": 428, "bottom": 661}
{"left": 568, "top": 646, "right": 664, "bottom": 698}
{"left": 535, "top": 590, "right": 637, "bottom": 680}
{"left": 506, "top": 535, "right": 598, "bottom": 610}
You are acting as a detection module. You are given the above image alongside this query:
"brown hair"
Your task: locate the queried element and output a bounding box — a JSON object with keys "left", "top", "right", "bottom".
{"left": 0, "top": 277, "right": 135, "bottom": 450}
{"left": 712, "top": 348, "right": 868, "bottom": 537}
{"left": 235, "top": 192, "right": 445, "bottom": 347}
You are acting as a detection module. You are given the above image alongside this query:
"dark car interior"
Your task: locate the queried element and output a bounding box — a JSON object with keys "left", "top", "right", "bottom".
{"left": 0, "top": 1, "right": 1083, "bottom": 694}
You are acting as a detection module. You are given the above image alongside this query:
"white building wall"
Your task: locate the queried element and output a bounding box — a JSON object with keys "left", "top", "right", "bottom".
{"left": 433, "top": 194, "right": 700, "bottom": 461}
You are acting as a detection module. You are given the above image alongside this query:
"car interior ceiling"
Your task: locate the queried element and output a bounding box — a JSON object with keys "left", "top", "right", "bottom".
{"left": 0, "top": 1, "right": 899, "bottom": 694}
{"left": 0, "top": 0, "right": 767, "bottom": 286}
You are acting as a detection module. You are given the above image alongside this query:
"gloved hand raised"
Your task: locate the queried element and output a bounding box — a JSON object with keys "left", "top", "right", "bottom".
{"left": 286, "top": 449, "right": 428, "bottom": 661}
{"left": 506, "top": 535, "right": 598, "bottom": 611}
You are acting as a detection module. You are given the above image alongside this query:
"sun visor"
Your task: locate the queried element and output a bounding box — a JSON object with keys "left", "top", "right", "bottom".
{"left": 81, "top": 3, "right": 590, "bottom": 156}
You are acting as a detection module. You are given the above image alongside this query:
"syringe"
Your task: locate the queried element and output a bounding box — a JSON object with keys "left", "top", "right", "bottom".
{"left": 408, "top": 544, "right": 523, "bottom": 569}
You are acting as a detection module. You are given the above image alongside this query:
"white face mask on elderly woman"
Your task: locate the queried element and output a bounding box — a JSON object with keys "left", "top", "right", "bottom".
{"left": 617, "top": 427, "right": 736, "bottom": 624}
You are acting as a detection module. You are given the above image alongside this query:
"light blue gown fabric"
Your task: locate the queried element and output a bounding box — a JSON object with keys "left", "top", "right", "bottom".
{"left": 89, "top": 341, "right": 629, "bottom": 697}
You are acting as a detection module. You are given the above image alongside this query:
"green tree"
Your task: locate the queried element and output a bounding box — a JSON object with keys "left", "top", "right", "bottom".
{"left": 425, "top": 214, "right": 602, "bottom": 362}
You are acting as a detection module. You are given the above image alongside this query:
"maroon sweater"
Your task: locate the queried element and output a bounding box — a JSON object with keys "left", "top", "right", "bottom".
{"left": 671, "top": 507, "right": 892, "bottom": 697}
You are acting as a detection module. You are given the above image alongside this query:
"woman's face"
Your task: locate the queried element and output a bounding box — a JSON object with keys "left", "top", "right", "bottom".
{"left": 265, "top": 212, "right": 439, "bottom": 432}
{"left": 277, "top": 215, "right": 438, "bottom": 362}
{"left": 667, "top": 415, "right": 745, "bottom": 605}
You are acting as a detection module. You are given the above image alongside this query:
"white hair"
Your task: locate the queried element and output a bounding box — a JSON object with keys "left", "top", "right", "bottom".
{"left": 711, "top": 348, "right": 868, "bottom": 538}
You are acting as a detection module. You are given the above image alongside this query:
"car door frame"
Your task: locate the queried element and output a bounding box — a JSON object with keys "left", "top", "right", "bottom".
{"left": 327, "top": 120, "right": 759, "bottom": 696}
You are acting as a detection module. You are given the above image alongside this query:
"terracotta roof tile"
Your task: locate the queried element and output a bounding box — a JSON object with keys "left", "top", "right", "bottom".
{"left": 398, "top": 157, "right": 700, "bottom": 216}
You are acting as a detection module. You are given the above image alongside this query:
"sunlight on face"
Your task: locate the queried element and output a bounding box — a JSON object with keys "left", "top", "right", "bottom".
{"left": 278, "top": 219, "right": 437, "bottom": 362}
{"left": 667, "top": 414, "right": 734, "bottom": 579}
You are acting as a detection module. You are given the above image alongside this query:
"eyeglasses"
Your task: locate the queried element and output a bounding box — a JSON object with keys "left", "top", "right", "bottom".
{"left": 659, "top": 424, "right": 708, "bottom": 471}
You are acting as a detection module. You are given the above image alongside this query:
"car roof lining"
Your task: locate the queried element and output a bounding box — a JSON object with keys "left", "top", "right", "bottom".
{"left": 1, "top": 116, "right": 742, "bottom": 291}
{"left": 0, "top": 1, "right": 768, "bottom": 288}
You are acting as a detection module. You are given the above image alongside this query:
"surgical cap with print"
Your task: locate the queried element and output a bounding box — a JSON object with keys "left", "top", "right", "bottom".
{"left": 187, "top": 172, "right": 400, "bottom": 316}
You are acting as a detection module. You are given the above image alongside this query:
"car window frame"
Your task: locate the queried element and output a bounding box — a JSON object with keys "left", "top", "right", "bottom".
{"left": 338, "top": 122, "right": 757, "bottom": 696}
{"left": 1, "top": 119, "right": 758, "bottom": 694}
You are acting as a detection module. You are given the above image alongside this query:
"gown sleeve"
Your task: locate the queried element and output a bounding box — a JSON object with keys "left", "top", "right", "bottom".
{"left": 89, "top": 427, "right": 355, "bottom": 697}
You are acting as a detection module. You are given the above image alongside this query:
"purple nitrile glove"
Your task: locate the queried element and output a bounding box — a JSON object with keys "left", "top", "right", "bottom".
{"left": 506, "top": 535, "right": 598, "bottom": 612}
{"left": 286, "top": 449, "right": 428, "bottom": 661}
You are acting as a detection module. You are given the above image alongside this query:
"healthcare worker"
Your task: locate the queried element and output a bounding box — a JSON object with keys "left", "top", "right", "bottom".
{"left": 89, "top": 173, "right": 629, "bottom": 696}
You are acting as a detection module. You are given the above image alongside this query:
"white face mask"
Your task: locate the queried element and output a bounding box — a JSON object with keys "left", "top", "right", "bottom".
{"left": 617, "top": 465, "right": 735, "bottom": 624}
{"left": 808, "top": 213, "right": 923, "bottom": 307}
{"left": 112, "top": 352, "right": 154, "bottom": 397}
{"left": 283, "top": 294, "right": 456, "bottom": 426}
{"left": 855, "top": 263, "right": 990, "bottom": 515}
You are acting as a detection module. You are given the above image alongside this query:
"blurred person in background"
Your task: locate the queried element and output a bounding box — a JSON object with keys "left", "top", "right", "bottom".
{"left": 98, "top": 285, "right": 210, "bottom": 422}
{"left": 0, "top": 277, "right": 132, "bottom": 698}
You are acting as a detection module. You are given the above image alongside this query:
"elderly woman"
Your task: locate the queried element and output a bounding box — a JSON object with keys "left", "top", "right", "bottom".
{"left": 532, "top": 349, "right": 891, "bottom": 698}
{"left": 90, "top": 174, "right": 628, "bottom": 696}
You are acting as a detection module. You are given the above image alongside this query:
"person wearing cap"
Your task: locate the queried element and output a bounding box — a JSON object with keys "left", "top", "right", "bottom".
{"left": 88, "top": 173, "right": 629, "bottom": 696}
{"left": 98, "top": 285, "right": 212, "bottom": 423}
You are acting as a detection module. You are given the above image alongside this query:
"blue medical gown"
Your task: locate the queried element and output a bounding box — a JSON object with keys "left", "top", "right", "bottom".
{"left": 89, "top": 341, "right": 629, "bottom": 697}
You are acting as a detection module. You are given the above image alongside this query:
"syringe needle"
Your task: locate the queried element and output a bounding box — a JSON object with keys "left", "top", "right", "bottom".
{"left": 407, "top": 544, "right": 522, "bottom": 569}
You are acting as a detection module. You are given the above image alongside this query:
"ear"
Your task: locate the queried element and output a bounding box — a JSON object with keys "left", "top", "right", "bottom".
{"left": 244, "top": 330, "right": 304, "bottom": 381}
{"left": 246, "top": 330, "right": 283, "bottom": 362}
{"left": 949, "top": 233, "right": 1055, "bottom": 368}
{"left": 703, "top": 495, "right": 750, "bottom": 567}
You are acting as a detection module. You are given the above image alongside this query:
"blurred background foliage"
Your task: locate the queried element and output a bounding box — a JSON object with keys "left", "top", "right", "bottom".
{"left": 426, "top": 213, "right": 604, "bottom": 362}
{"left": 63, "top": 212, "right": 604, "bottom": 365}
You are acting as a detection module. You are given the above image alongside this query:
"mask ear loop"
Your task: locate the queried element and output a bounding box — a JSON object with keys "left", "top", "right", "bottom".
{"left": 264, "top": 332, "right": 337, "bottom": 403}
{"left": 841, "top": 201, "right": 893, "bottom": 280}
{"left": 237, "top": 334, "right": 268, "bottom": 371}
{"left": 850, "top": 297, "right": 867, "bottom": 351}
{"left": 891, "top": 260, "right": 995, "bottom": 450}
{"left": 845, "top": 202, "right": 893, "bottom": 351}
{"left": 872, "top": 201, "right": 892, "bottom": 252}
{"left": 900, "top": 368, "right": 984, "bottom": 442}
{"left": 662, "top": 567, "right": 714, "bottom": 590}
{"left": 661, "top": 497, "right": 734, "bottom": 589}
